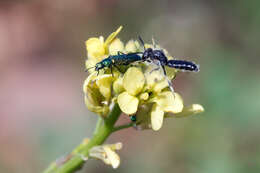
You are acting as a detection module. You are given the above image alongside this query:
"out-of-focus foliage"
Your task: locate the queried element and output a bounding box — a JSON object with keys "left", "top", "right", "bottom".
{"left": 0, "top": 0, "right": 260, "bottom": 173}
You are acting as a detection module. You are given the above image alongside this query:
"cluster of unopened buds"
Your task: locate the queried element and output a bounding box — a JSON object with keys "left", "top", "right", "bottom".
{"left": 83, "top": 26, "right": 204, "bottom": 168}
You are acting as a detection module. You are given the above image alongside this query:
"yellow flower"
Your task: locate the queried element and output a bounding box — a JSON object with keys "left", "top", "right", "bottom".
{"left": 149, "top": 92, "right": 183, "bottom": 131}
{"left": 115, "top": 65, "right": 187, "bottom": 131}
{"left": 125, "top": 40, "right": 141, "bottom": 53}
{"left": 113, "top": 77, "right": 124, "bottom": 94}
{"left": 89, "top": 142, "right": 122, "bottom": 169}
{"left": 83, "top": 26, "right": 204, "bottom": 131}
{"left": 108, "top": 38, "right": 124, "bottom": 55}
{"left": 136, "top": 95, "right": 204, "bottom": 131}
{"left": 85, "top": 26, "right": 123, "bottom": 72}
{"left": 83, "top": 72, "right": 114, "bottom": 117}
{"left": 144, "top": 64, "right": 169, "bottom": 92}
{"left": 134, "top": 92, "right": 184, "bottom": 131}
{"left": 124, "top": 64, "right": 199, "bottom": 131}
{"left": 104, "top": 26, "right": 123, "bottom": 49}
{"left": 117, "top": 67, "right": 145, "bottom": 114}
{"left": 86, "top": 36, "right": 105, "bottom": 59}
{"left": 165, "top": 104, "right": 204, "bottom": 118}
{"left": 151, "top": 92, "right": 183, "bottom": 113}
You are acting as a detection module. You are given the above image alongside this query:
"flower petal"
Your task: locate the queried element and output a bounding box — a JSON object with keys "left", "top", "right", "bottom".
{"left": 104, "top": 26, "right": 123, "bottom": 48}
{"left": 89, "top": 142, "right": 122, "bottom": 169}
{"left": 108, "top": 38, "right": 125, "bottom": 55}
{"left": 125, "top": 40, "right": 139, "bottom": 53}
{"left": 113, "top": 77, "right": 124, "bottom": 94}
{"left": 85, "top": 59, "right": 98, "bottom": 73}
{"left": 144, "top": 65, "right": 167, "bottom": 92}
{"left": 83, "top": 74, "right": 110, "bottom": 116}
{"left": 86, "top": 37, "right": 105, "bottom": 59}
{"left": 117, "top": 92, "right": 139, "bottom": 115}
{"left": 83, "top": 72, "right": 97, "bottom": 94}
{"left": 104, "top": 142, "right": 123, "bottom": 150}
{"left": 153, "top": 79, "right": 169, "bottom": 93}
{"left": 103, "top": 146, "right": 120, "bottom": 169}
{"left": 96, "top": 74, "right": 114, "bottom": 100}
{"left": 84, "top": 94, "right": 109, "bottom": 116}
{"left": 152, "top": 91, "right": 183, "bottom": 113}
{"left": 169, "top": 104, "right": 204, "bottom": 118}
{"left": 151, "top": 104, "right": 164, "bottom": 131}
{"left": 164, "top": 92, "right": 184, "bottom": 113}
{"left": 123, "top": 67, "right": 145, "bottom": 95}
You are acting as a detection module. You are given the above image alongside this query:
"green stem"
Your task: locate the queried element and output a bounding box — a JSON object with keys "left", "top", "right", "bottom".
{"left": 93, "top": 116, "right": 103, "bottom": 135}
{"left": 112, "top": 123, "right": 134, "bottom": 132}
{"left": 43, "top": 103, "right": 121, "bottom": 173}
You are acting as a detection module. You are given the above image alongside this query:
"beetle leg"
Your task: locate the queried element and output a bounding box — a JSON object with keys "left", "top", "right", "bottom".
{"left": 110, "top": 65, "right": 114, "bottom": 77}
{"left": 114, "top": 64, "right": 123, "bottom": 73}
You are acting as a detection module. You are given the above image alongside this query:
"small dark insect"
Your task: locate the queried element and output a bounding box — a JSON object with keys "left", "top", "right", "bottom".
{"left": 130, "top": 115, "right": 137, "bottom": 122}
{"left": 138, "top": 36, "right": 200, "bottom": 75}
{"left": 86, "top": 51, "right": 142, "bottom": 76}
{"left": 167, "top": 59, "right": 199, "bottom": 72}
{"left": 88, "top": 37, "right": 199, "bottom": 80}
{"left": 138, "top": 36, "right": 199, "bottom": 92}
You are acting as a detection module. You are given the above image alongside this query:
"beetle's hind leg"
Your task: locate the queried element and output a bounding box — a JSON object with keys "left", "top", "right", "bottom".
{"left": 109, "top": 65, "right": 114, "bottom": 77}
{"left": 113, "top": 64, "right": 123, "bottom": 73}
{"left": 149, "top": 67, "right": 160, "bottom": 74}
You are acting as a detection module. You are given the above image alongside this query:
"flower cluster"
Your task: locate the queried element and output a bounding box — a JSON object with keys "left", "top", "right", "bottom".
{"left": 83, "top": 26, "right": 204, "bottom": 131}
{"left": 89, "top": 142, "right": 122, "bottom": 169}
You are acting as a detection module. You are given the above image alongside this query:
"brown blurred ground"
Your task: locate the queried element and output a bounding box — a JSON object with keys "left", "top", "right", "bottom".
{"left": 0, "top": 0, "right": 260, "bottom": 173}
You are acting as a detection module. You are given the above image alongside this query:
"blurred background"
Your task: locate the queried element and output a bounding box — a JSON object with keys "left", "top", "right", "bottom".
{"left": 1, "top": 0, "right": 260, "bottom": 172}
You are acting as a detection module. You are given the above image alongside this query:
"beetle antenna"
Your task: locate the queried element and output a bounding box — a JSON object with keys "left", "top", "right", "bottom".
{"left": 152, "top": 36, "right": 157, "bottom": 49}
{"left": 138, "top": 36, "right": 146, "bottom": 50}
{"left": 85, "top": 66, "right": 95, "bottom": 72}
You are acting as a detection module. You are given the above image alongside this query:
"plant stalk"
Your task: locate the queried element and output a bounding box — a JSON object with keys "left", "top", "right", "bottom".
{"left": 43, "top": 103, "right": 121, "bottom": 173}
